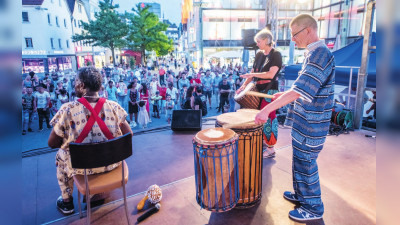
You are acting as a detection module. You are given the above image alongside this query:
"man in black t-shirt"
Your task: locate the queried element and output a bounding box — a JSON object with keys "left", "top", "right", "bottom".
{"left": 218, "top": 77, "right": 231, "bottom": 113}
{"left": 193, "top": 87, "right": 207, "bottom": 117}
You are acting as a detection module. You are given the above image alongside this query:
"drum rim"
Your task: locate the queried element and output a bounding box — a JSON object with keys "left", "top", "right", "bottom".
{"left": 216, "top": 111, "right": 263, "bottom": 129}
{"left": 193, "top": 128, "right": 239, "bottom": 146}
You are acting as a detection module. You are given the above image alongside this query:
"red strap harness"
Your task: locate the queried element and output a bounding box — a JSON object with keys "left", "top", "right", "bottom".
{"left": 75, "top": 97, "right": 114, "bottom": 143}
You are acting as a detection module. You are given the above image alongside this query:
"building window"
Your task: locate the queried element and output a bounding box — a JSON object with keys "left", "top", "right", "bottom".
{"left": 64, "top": 19, "right": 67, "bottom": 28}
{"left": 78, "top": 4, "right": 82, "bottom": 13}
{"left": 66, "top": 40, "right": 69, "bottom": 48}
{"left": 56, "top": 16, "right": 59, "bottom": 26}
{"left": 58, "top": 38, "right": 62, "bottom": 48}
{"left": 74, "top": 19, "right": 76, "bottom": 27}
{"left": 25, "top": 38, "right": 33, "bottom": 48}
{"left": 48, "top": 14, "right": 51, "bottom": 24}
{"left": 22, "top": 12, "right": 29, "bottom": 22}
{"left": 50, "top": 38, "right": 54, "bottom": 49}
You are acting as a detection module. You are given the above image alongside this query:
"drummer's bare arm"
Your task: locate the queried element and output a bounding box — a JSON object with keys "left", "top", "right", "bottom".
{"left": 255, "top": 90, "right": 300, "bottom": 124}
{"left": 241, "top": 66, "right": 279, "bottom": 80}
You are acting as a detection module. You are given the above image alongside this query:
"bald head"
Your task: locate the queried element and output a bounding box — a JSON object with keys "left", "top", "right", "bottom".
{"left": 289, "top": 14, "right": 318, "bottom": 31}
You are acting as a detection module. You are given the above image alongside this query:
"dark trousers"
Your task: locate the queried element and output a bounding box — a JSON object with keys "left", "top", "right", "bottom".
{"left": 37, "top": 108, "right": 50, "bottom": 129}
{"left": 160, "top": 75, "right": 165, "bottom": 84}
{"left": 219, "top": 96, "right": 229, "bottom": 113}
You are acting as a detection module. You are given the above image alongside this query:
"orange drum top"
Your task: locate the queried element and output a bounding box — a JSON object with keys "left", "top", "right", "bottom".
{"left": 194, "top": 127, "right": 237, "bottom": 145}
{"left": 216, "top": 111, "right": 262, "bottom": 129}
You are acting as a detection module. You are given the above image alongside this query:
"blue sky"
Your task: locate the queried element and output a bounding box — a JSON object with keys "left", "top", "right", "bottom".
{"left": 114, "top": 0, "right": 182, "bottom": 25}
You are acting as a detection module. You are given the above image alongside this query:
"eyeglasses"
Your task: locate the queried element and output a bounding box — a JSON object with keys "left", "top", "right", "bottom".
{"left": 291, "top": 27, "right": 308, "bottom": 39}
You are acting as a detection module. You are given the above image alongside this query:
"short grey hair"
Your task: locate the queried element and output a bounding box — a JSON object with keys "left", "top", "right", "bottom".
{"left": 289, "top": 14, "right": 318, "bottom": 30}
{"left": 254, "top": 28, "right": 275, "bottom": 46}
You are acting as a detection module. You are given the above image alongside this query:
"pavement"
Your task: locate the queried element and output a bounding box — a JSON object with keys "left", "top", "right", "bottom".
{"left": 22, "top": 117, "right": 376, "bottom": 225}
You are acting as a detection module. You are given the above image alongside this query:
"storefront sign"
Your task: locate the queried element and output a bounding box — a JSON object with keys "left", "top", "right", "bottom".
{"left": 53, "top": 50, "right": 64, "bottom": 54}
{"left": 22, "top": 50, "right": 46, "bottom": 55}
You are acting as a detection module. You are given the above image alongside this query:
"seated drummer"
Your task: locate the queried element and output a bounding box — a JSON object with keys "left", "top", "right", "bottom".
{"left": 237, "top": 28, "right": 283, "bottom": 158}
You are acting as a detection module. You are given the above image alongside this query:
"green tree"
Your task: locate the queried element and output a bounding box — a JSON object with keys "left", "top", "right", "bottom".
{"left": 72, "top": 0, "right": 128, "bottom": 66}
{"left": 125, "top": 4, "right": 174, "bottom": 64}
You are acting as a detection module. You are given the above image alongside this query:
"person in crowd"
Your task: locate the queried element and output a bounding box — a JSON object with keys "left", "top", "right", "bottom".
{"left": 254, "top": 14, "right": 335, "bottom": 221}
{"left": 213, "top": 72, "right": 222, "bottom": 108}
{"left": 218, "top": 77, "right": 230, "bottom": 113}
{"left": 166, "top": 82, "right": 179, "bottom": 110}
{"left": 57, "top": 89, "right": 69, "bottom": 110}
{"left": 178, "top": 73, "right": 190, "bottom": 90}
{"left": 116, "top": 79, "right": 128, "bottom": 111}
{"left": 165, "top": 94, "right": 174, "bottom": 124}
{"left": 192, "top": 86, "right": 207, "bottom": 117}
{"left": 138, "top": 99, "right": 150, "bottom": 129}
{"left": 48, "top": 67, "right": 132, "bottom": 214}
{"left": 22, "top": 87, "right": 35, "bottom": 135}
{"left": 128, "top": 81, "right": 139, "bottom": 126}
{"left": 201, "top": 69, "right": 213, "bottom": 109}
{"left": 98, "top": 86, "right": 108, "bottom": 98}
{"left": 34, "top": 83, "right": 51, "bottom": 131}
{"left": 238, "top": 28, "right": 283, "bottom": 158}
{"left": 23, "top": 75, "right": 32, "bottom": 88}
{"left": 106, "top": 80, "right": 118, "bottom": 102}
{"left": 182, "top": 86, "right": 194, "bottom": 110}
{"left": 139, "top": 83, "right": 151, "bottom": 121}
{"left": 159, "top": 66, "right": 166, "bottom": 84}
{"left": 159, "top": 83, "right": 167, "bottom": 114}
{"left": 151, "top": 91, "right": 162, "bottom": 118}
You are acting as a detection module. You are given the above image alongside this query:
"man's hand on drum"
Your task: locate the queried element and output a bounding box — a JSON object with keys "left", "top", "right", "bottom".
{"left": 255, "top": 109, "right": 270, "bottom": 125}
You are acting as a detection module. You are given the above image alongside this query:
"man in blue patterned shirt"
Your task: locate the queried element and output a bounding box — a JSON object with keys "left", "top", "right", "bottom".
{"left": 255, "top": 14, "right": 335, "bottom": 222}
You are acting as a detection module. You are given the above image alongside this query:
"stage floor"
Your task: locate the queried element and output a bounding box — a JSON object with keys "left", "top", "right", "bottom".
{"left": 22, "top": 119, "right": 376, "bottom": 225}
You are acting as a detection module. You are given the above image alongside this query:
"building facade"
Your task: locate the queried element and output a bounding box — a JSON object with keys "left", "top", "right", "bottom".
{"left": 22, "top": 0, "right": 77, "bottom": 75}
{"left": 68, "top": 0, "right": 106, "bottom": 69}
{"left": 182, "top": 0, "right": 266, "bottom": 68}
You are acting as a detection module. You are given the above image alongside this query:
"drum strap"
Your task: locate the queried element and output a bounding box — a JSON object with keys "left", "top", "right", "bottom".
{"left": 75, "top": 97, "right": 114, "bottom": 143}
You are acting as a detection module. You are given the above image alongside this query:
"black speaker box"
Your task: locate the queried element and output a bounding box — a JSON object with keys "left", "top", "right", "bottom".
{"left": 171, "top": 110, "right": 202, "bottom": 131}
{"left": 241, "top": 29, "right": 259, "bottom": 48}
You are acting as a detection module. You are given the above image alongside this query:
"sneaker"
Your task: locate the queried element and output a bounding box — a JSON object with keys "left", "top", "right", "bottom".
{"left": 56, "top": 196, "right": 74, "bottom": 214}
{"left": 263, "top": 151, "right": 275, "bottom": 158}
{"left": 47, "top": 125, "right": 52, "bottom": 129}
{"left": 283, "top": 191, "right": 299, "bottom": 203}
{"left": 22, "top": 130, "right": 26, "bottom": 135}
{"left": 289, "top": 207, "right": 322, "bottom": 221}
{"left": 28, "top": 128, "right": 33, "bottom": 132}
{"left": 38, "top": 128, "right": 44, "bottom": 132}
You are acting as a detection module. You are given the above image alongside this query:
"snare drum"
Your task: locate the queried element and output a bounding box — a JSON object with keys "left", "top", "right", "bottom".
{"left": 234, "top": 82, "right": 260, "bottom": 109}
{"left": 193, "top": 128, "right": 240, "bottom": 212}
{"left": 215, "top": 111, "right": 263, "bottom": 208}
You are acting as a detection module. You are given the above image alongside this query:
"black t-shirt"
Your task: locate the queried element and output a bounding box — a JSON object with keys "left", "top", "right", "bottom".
{"left": 219, "top": 83, "right": 230, "bottom": 98}
{"left": 252, "top": 49, "right": 282, "bottom": 90}
{"left": 194, "top": 94, "right": 207, "bottom": 116}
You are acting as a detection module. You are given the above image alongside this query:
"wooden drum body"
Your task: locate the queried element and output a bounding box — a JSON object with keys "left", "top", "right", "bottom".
{"left": 215, "top": 111, "right": 263, "bottom": 208}
{"left": 234, "top": 82, "right": 260, "bottom": 109}
{"left": 193, "top": 128, "right": 240, "bottom": 212}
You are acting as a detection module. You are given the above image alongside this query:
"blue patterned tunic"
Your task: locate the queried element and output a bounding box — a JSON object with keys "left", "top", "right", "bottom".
{"left": 284, "top": 40, "right": 335, "bottom": 149}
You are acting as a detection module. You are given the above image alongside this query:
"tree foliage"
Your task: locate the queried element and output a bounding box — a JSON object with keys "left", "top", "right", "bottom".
{"left": 125, "top": 4, "right": 174, "bottom": 63}
{"left": 72, "top": 0, "right": 128, "bottom": 65}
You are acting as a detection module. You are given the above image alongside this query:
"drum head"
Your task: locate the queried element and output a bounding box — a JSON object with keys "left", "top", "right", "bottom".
{"left": 194, "top": 128, "right": 237, "bottom": 145}
{"left": 234, "top": 82, "right": 256, "bottom": 100}
{"left": 216, "top": 111, "right": 261, "bottom": 129}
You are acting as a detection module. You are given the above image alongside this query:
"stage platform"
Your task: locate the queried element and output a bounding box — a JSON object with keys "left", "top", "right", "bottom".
{"left": 22, "top": 118, "right": 376, "bottom": 225}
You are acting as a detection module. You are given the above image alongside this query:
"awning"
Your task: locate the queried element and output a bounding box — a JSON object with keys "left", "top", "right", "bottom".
{"left": 284, "top": 32, "right": 376, "bottom": 88}
{"left": 121, "top": 50, "right": 141, "bottom": 57}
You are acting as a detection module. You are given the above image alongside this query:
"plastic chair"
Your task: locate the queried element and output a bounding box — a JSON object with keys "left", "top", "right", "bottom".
{"left": 69, "top": 133, "right": 132, "bottom": 225}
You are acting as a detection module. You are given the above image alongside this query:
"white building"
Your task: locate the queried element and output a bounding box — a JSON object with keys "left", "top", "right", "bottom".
{"left": 22, "top": 0, "right": 77, "bottom": 74}
{"left": 67, "top": 0, "right": 106, "bottom": 68}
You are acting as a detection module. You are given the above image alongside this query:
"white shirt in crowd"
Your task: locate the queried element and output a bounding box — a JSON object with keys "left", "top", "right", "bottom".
{"left": 166, "top": 87, "right": 179, "bottom": 100}
{"left": 35, "top": 91, "right": 50, "bottom": 109}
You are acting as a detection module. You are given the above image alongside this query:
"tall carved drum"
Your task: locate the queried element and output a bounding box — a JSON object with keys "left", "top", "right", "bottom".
{"left": 216, "top": 110, "right": 263, "bottom": 208}
{"left": 193, "top": 128, "right": 240, "bottom": 212}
